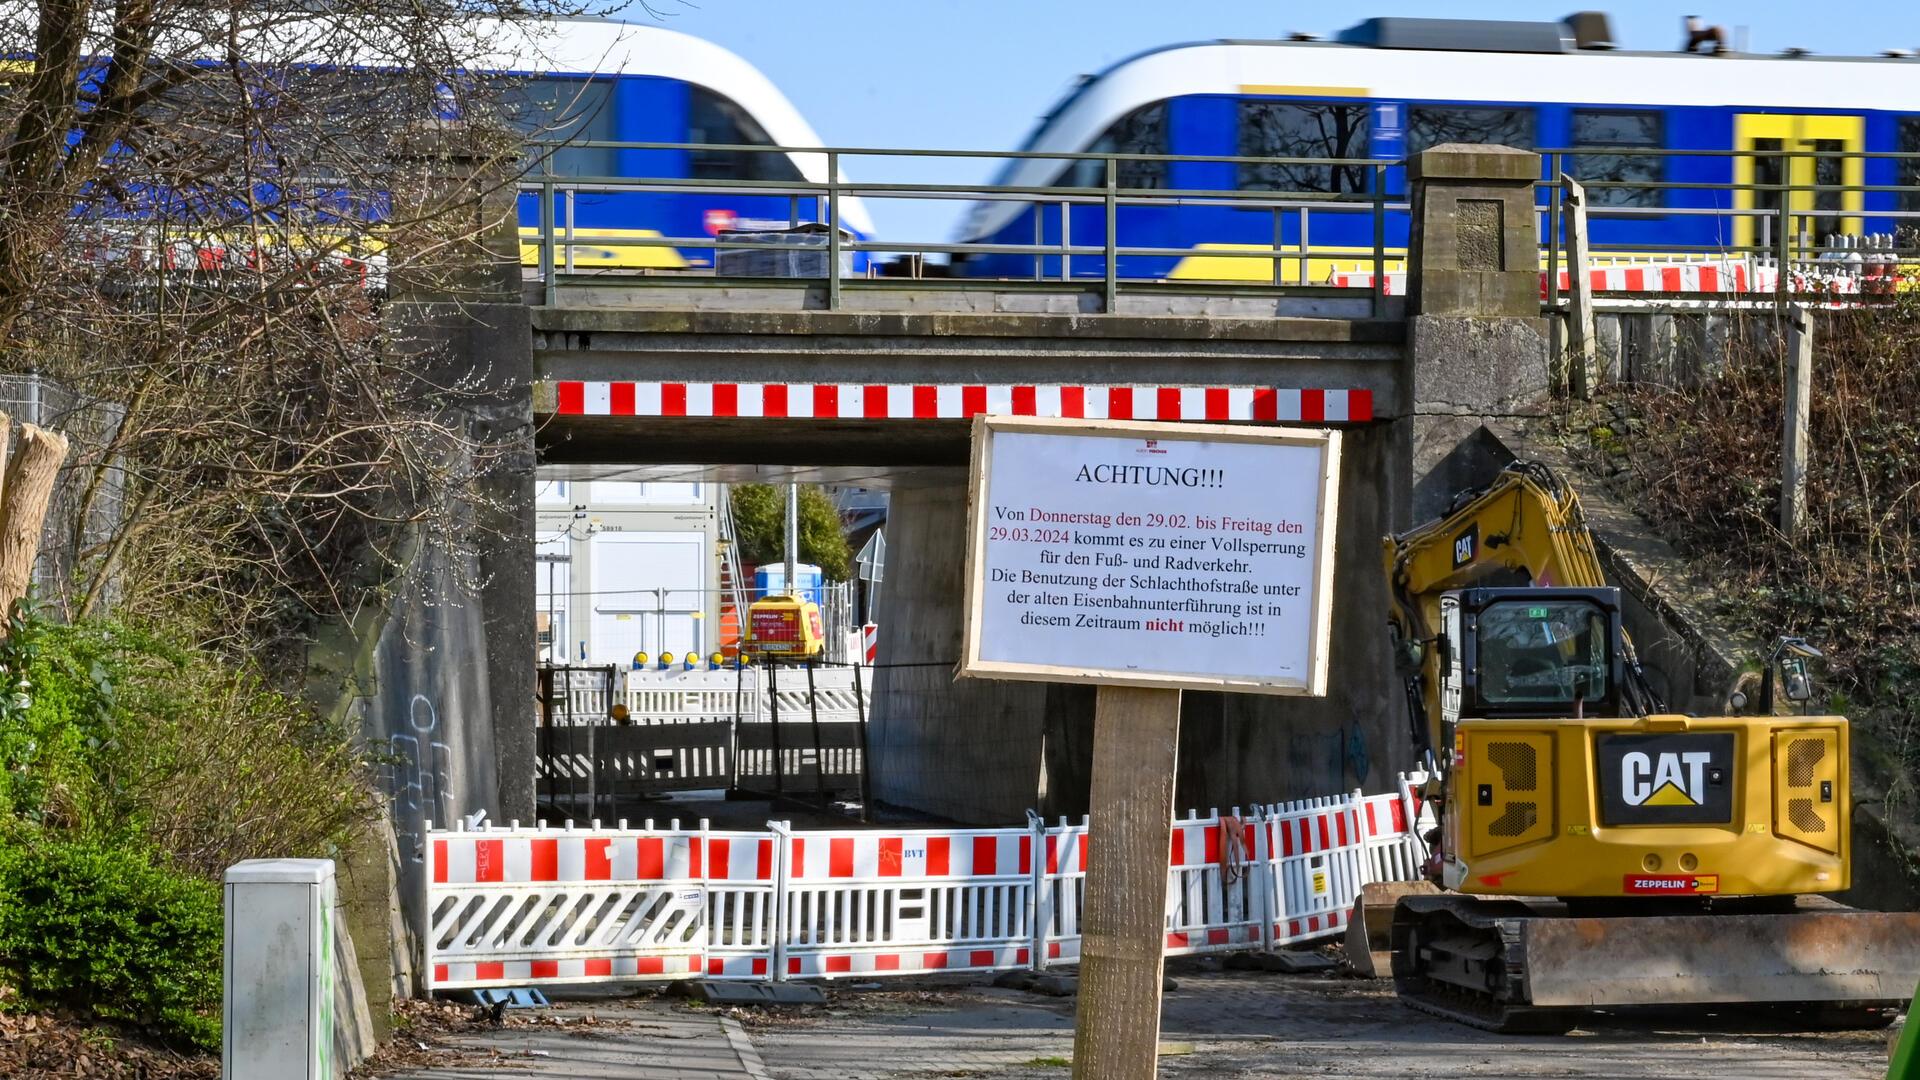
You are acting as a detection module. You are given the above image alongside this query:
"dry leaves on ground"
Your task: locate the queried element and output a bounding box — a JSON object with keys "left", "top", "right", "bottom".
{"left": 0, "top": 1009, "right": 216, "bottom": 1080}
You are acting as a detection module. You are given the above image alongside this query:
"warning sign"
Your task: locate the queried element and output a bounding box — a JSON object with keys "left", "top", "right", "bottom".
{"left": 960, "top": 416, "right": 1340, "bottom": 696}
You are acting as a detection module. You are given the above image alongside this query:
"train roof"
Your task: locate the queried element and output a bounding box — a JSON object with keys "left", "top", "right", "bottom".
{"left": 485, "top": 19, "right": 873, "bottom": 234}
{"left": 970, "top": 23, "right": 1920, "bottom": 240}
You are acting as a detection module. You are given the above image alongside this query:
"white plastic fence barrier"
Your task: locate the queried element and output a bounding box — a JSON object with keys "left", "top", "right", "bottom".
{"left": 425, "top": 777, "right": 1431, "bottom": 992}
{"left": 543, "top": 667, "right": 871, "bottom": 727}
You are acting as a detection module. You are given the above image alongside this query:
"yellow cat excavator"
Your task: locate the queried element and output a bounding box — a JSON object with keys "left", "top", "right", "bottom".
{"left": 1382, "top": 460, "right": 1920, "bottom": 1032}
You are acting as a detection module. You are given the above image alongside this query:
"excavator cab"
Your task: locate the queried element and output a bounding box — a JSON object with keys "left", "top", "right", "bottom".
{"left": 1447, "top": 587, "right": 1625, "bottom": 722}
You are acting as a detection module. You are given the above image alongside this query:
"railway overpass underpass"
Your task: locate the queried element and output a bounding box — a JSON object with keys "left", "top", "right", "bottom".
{"left": 518, "top": 145, "right": 1576, "bottom": 825}
{"left": 528, "top": 152, "right": 1544, "bottom": 825}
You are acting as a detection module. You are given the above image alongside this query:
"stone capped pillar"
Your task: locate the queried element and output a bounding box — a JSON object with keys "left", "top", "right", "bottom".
{"left": 1403, "top": 144, "right": 1554, "bottom": 520}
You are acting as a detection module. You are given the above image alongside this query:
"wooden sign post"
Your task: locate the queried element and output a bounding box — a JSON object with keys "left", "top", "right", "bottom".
{"left": 959, "top": 416, "right": 1341, "bottom": 1079}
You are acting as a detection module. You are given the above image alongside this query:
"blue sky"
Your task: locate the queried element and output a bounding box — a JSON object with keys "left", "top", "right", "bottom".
{"left": 647, "top": 2, "right": 1920, "bottom": 240}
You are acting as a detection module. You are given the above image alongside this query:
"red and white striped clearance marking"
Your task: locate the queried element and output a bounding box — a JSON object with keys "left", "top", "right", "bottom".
{"left": 1333, "top": 262, "right": 1869, "bottom": 298}
{"left": 547, "top": 381, "right": 1374, "bottom": 424}
{"left": 861, "top": 623, "right": 878, "bottom": 665}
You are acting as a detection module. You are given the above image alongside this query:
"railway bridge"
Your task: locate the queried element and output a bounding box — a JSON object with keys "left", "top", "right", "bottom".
{"left": 522, "top": 143, "right": 1549, "bottom": 825}
{"left": 372, "top": 143, "right": 1712, "bottom": 857}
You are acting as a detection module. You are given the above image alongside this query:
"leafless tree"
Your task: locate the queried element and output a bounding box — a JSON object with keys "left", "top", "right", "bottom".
{"left": 0, "top": 0, "right": 609, "bottom": 659}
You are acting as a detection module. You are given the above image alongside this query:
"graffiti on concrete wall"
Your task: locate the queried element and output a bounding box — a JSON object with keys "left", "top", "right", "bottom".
{"left": 385, "top": 693, "right": 452, "bottom": 865}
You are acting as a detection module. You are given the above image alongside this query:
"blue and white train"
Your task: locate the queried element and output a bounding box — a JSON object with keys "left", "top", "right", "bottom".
{"left": 493, "top": 19, "right": 872, "bottom": 271}
{"left": 951, "top": 15, "right": 1920, "bottom": 281}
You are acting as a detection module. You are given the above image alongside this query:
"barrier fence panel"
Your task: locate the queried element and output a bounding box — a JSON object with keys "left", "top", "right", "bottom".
{"left": 423, "top": 775, "right": 1429, "bottom": 993}
{"left": 734, "top": 722, "right": 864, "bottom": 797}
{"left": 779, "top": 826, "right": 1037, "bottom": 977}
{"left": 1164, "top": 809, "right": 1268, "bottom": 957}
{"left": 1264, "top": 793, "right": 1370, "bottom": 946}
{"left": 426, "top": 822, "right": 707, "bottom": 990}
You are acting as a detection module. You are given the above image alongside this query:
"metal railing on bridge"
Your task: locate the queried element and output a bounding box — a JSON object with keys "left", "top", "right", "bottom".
{"left": 521, "top": 140, "right": 1394, "bottom": 315}
{"left": 517, "top": 140, "right": 1920, "bottom": 313}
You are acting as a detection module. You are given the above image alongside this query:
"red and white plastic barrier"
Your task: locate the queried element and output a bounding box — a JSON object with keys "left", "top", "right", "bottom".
{"left": 423, "top": 776, "right": 1430, "bottom": 992}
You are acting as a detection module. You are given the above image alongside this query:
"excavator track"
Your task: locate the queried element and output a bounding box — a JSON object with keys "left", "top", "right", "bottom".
{"left": 1391, "top": 893, "right": 1920, "bottom": 1035}
{"left": 1391, "top": 895, "right": 1578, "bottom": 1034}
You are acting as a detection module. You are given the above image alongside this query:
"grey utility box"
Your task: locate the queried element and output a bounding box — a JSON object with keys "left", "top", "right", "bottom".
{"left": 714, "top": 222, "right": 855, "bottom": 278}
{"left": 224, "top": 859, "right": 337, "bottom": 1080}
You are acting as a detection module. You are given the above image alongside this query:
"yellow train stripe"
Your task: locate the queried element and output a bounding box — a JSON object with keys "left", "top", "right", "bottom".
{"left": 517, "top": 226, "right": 689, "bottom": 270}
{"left": 1167, "top": 243, "right": 1406, "bottom": 283}
{"left": 1239, "top": 84, "right": 1371, "bottom": 98}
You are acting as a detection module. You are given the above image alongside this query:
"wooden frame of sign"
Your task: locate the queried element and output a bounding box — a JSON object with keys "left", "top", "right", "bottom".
{"left": 958, "top": 414, "right": 1340, "bottom": 696}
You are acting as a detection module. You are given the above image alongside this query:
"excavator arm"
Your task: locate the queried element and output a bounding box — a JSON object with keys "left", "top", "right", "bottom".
{"left": 1383, "top": 461, "right": 1660, "bottom": 757}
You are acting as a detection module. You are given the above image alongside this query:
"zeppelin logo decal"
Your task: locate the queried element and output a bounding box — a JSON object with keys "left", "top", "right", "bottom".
{"left": 1623, "top": 874, "right": 1719, "bottom": 895}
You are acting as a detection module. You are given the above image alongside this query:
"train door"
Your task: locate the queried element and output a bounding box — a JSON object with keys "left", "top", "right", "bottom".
{"left": 1732, "top": 114, "right": 1864, "bottom": 253}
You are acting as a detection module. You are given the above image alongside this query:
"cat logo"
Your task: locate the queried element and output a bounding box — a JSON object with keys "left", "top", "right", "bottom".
{"left": 1597, "top": 733, "right": 1734, "bottom": 826}
{"left": 1621, "top": 750, "right": 1711, "bottom": 807}
{"left": 1452, "top": 522, "right": 1478, "bottom": 568}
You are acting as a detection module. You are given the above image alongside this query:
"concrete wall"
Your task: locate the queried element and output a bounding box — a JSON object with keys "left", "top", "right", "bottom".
{"left": 869, "top": 480, "right": 1055, "bottom": 823}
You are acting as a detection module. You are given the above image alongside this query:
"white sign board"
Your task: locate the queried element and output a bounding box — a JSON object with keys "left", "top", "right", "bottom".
{"left": 961, "top": 416, "right": 1340, "bottom": 696}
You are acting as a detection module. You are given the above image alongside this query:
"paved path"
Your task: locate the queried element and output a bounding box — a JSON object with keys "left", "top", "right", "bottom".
{"left": 376, "top": 1001, "right": 769, "bottom": 1080}
{"left": 370, "top": 968, "right": 1893, "bottom": 1080}
{"left": 745, "top": 967, "right": 1893, "bottom": 1080}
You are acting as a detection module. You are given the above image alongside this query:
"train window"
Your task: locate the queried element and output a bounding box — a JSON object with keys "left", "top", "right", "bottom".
{"left": 1406, "top": 106, "right": 1535, "bottom": 157}
{"left": 1057, "top": 102, "right": 1167, "bottom": 189}
{"left": 1570, "top": 110, "right": 1664, "bottom": 208}
{"left": 504, "top": 77, "right": 618, "bottom": 177}
{"left": 1238, "top": 101, "right": 1371, "bottom": 194}
{"left": 1899, "top": 117, "right": 1920, "bottom": 215}
{"left": 687, "top": 86, "right": 804, "bottom": 183}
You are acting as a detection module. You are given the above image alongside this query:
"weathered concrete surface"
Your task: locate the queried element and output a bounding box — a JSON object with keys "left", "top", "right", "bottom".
{"left": 537, "top": 279, "right": 1401, "bottom": 322}
{"left": 338, "top": 810, "right": 410, "bottom": 1043}
{"left": 1407, "top": 314, "right": 1553, "bottom": 418}
{"left": 1406, "top": 144, "right": 1542, "bottom": 319}
{"left": 869, "top": 480, "right": 1054, "bottom": 824}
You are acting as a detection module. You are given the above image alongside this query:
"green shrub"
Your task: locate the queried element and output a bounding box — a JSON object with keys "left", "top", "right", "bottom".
{"left": 0, "top": 828, "right": 222, "bottom": 1050}
{"left": 6, "top": 617, "right": 373, "bottom": 877}
{"left": 0, "top": 602, "right": 108, "bottom": 826}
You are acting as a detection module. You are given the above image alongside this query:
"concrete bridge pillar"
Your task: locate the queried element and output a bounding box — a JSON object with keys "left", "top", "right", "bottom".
{"left": 1403, "top": 144, "right": 1554, "bottom": 519}
{"left": 309, "top": 139, "right": 537, "bottom": 963}
{"left": 869, "top": 483, "right": 1054, "bottom": 822}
